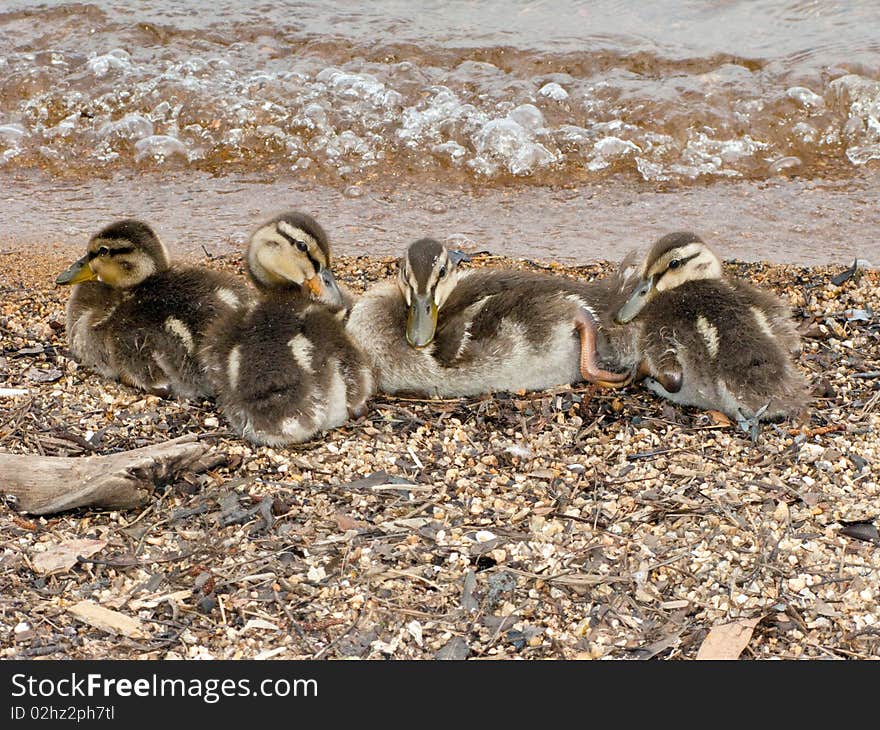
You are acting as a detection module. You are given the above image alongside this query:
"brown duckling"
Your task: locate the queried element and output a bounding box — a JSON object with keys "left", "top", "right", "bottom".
{"left": 202, "top": 212, "right": 374, "bottom": 446}
{"left": 614, "top": 231, "right": 809, "bottom": 428}
{"left": 345, "top": 237, "right": 632, "bottom": 397}
{"left": 57, "top": 219, "right": 250, "bottom": 399}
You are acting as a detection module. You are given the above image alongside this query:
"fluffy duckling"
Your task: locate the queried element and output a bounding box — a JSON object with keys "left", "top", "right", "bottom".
{"left": 345, "top": 238, "right": 632, "bottom": 397}
{"left": 57, "top": 219, "right": 250, "bottom": 399}
{"left": 614, "top": 232, "right": 809, "bottom": 427}
{"left": 202, "top": 212, "right": 374, "bottom": 446}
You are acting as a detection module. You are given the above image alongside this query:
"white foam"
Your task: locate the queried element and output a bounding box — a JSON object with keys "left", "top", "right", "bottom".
{"left": 134, "top": 135, "right": 188, "bottom": 162}
{"left": 97, "top": 113, "right": 154, "bottom": 142}
{"left": 87, "top": 49, "right": 133, "bottom": 77}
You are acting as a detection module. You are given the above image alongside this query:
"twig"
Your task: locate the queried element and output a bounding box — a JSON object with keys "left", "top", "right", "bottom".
{"left": 76, "top": 548, "right": 206, "bottom": 568}
{"left": 788, "top": 423, "right": 846, "bottom": 437}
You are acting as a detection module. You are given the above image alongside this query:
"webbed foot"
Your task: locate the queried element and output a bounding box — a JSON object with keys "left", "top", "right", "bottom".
{"left": 736, "top": 403, "right": 769, "bottom": 442}
{"left": 644, "top": 376, "right": 672, "bottom": 398}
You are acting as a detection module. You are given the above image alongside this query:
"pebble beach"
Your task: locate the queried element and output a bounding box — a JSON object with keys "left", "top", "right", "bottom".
{"left": 1, "top": 249, "right": 878, "bottom": 660}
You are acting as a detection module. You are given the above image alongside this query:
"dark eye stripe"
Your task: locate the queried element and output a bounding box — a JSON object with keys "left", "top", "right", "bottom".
{"left": 655, "top": 252, "right": 698, "bottom": 281}
{"left": 276, "top": 229, "right": 323, "bottom": 272}
{"left": 88, "top": 245, "right": 134, "bottom": 260}
{"left": 276, "top": 228, "right": 304, "bottom": 248}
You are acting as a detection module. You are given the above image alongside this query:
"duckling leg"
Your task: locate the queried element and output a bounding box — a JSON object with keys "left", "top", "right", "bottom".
{"left": 574, "top": 309, "right": 634, "bottom": 388}
{"left": 640, "top": 340, "right": 683, "bottom": 394}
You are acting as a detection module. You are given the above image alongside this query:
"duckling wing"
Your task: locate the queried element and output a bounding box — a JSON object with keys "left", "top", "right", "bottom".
{"left": 645, "top": 281, "right": 807, "bottom": 418}
{"left": 109, "top": 269, "right": 248, "bottom": 398}
{"left": 729, "top": 279, "right": 803, "bottom": 355}
{"left": 205, "top": 297, "right": 371, "bottom": 445}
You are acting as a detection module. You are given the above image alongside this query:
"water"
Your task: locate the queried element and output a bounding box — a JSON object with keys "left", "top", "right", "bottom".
{"left": 1, "top": 1, "right": 879, "bottom": 264}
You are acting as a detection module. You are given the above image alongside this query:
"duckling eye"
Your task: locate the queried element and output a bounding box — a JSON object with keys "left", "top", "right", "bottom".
{"left": 668, "top": 259, "right": 681, "bottom": 269}
{"left": 296, "top": 240, "right": 308, "bottom": 252}
{"left": 98, "top": 246, "right": 110, "bottom": 257}
{"left": 438, "top": 266, "right": 447, "bottom": 278}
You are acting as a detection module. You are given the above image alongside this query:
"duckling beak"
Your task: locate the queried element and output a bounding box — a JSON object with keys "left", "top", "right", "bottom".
{"left": 406, "top": 293, "right": 438, "bottom": 348}
{"left": 615, "top": 277, "right": 654, "bottom": 324}
{"left": 56, "top": 255, "right": 97, "bottom": 285}
{"left": 305, "top": 269, "right": 344, "bottom": 308}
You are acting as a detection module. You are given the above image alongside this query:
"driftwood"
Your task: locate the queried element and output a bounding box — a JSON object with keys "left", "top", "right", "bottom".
{"left": 0, "top": 435, "right": 223, "bottom": 515}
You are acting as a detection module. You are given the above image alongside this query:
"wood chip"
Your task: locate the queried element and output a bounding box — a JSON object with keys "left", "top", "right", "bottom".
{"left": 129, "top": 589, "right": 192, "bottom": 610}
{"left": 0, "top": 387, "right": 30, "bottom": 397}
{"left": 334, "top": 513, "right": 369, "bottom": 531}
{"left": 68, "top": 600, "right": 146, "bottom": 639}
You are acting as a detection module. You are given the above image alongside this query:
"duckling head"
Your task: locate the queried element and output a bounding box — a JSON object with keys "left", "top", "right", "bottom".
{"left": 56, "top": 219, "right": 170, "bottom": 288}
{"left": 247, "top": 211, "right": 343, "bottom": 307}
{"left": 615, "top": 232, "right": 722, "bottom": 324}
{"left": 397, "top": 238, "right": 465, "bottom": 348}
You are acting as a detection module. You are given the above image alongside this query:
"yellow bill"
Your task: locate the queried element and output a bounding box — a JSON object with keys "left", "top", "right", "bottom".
{"left": 304, "top": 269, "right": 344, "bottom": 307}
{"left": 56, "top": 255, "right": 97, "bottom": 285}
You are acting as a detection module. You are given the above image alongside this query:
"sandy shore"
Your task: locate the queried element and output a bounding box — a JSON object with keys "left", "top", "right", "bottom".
{"left": 1, "top": 250, "right": 878, "bottom": 659}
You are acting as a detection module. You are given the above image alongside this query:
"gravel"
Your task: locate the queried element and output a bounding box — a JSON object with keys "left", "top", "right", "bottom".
{"left": 1, "top": 249, "right": 878, "bottom": 659}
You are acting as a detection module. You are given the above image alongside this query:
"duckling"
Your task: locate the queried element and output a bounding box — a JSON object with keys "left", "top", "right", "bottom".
{"left": 201, "top": 212, "right": 374, "bottom": 446}
{"left": 56, "top": 219, "right": 250, "bottom": 399}
{"left": 614, "top": 231, "right": 809, "bottom": 427}
{"left": 345, "top": 238, "right": 633, "bottom": 397}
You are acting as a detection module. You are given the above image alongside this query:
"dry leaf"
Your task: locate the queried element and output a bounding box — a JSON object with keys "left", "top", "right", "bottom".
{"left": 68, "top": 600, "right": 146, "bottom": 639}
{"left": 839, "top": 521, "right": 880, "bottom": 545}
{"left": 334, "top": 513, "right": 368, "bottom": 531}
{"left": 696, "top": 617, "right": 761, "bottom": 660}
{"left": 706, "top": 410, "right": 732, "bottom": 427}
{"left": 241, "top": 618, "right": 280, "bottom": 633}
{"left": 12, "top": 514, "right": 38, "bottom": 531}
{"left": 25, "top": 366, "right": 63, "bottom": 383}
{"left": 31, "top": 538, "right": 107, "bottom": 575}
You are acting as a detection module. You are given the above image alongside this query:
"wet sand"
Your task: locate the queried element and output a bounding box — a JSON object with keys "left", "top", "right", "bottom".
{"left": 2, "top": 169, "right": 880, "bottom": 267}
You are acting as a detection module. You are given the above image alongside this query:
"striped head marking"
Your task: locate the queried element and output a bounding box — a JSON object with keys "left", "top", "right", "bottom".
{"left": 56, "top": 219, "right": 170, "bottom": 288}
{"left": 616, "top": 232, "right": 722, "bottom": 323}
{"left": 397, "top": 238, "right": 464, "bottom": 348}
{"left": 247, "top": 211, "right": 343, "bottom": 306}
